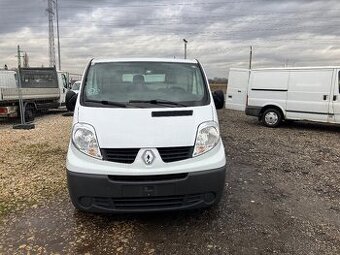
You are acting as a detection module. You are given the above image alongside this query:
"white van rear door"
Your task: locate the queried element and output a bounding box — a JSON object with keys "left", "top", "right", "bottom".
{"left": 286, "top": 70, "right": 333, "bottom": 122}
{"left": 225, "top": 68, "right": 249, "bottom": 111}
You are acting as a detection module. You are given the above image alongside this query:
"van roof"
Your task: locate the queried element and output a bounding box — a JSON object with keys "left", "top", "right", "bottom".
{"left": 91, "top": 58, "right": 198, "bottom": 64}
{"left": 252, "top": 66, "right": 340, "bottom": 71}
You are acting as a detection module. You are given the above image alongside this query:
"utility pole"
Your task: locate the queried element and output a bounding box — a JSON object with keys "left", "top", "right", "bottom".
{"left": 13, "top": 46, "right": 35, "bottom": 130}
{"left": 249, "top": 46, "right": 253, "bottom": 70}
{"left": 15, "top": 45, "right": 26, "bottom": 126}
{"left": 17, "top": 45, "right": 22, "bottom": 67}
{"left": 47, "top": 0, "right": 56, "bottom": 67}
{"left": 55, "top": 0, "right": 61, "bottom": 70}
{"left": 183, "top": 39, "right": 188, "bottom": 59}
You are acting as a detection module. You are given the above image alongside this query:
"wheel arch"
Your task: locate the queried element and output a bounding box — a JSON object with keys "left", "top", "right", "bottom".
{"left": 259, "top": 104, "right": 285, "bottom": 120}
{"left": 23, "top": 101, "right": 38, "bottom": 111}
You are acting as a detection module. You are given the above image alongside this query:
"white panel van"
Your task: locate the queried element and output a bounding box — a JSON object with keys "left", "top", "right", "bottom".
{"left": 66, "top": 58, "right": 226, "bottom": 213}
{"left": 225, "top": 68, "right": 249, "bottom": 111}
{"left": 246, "top": 67, "right": 340, "bottom": 127}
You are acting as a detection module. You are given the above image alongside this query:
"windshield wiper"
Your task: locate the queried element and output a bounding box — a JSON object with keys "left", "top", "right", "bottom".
{"left": 129, "top": 99, "right": 187, "bottom": 107}
{"left": 85, "top": 99, "right": 128, "bottom": 108}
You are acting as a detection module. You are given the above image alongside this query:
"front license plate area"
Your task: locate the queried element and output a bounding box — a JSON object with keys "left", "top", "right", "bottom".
{"left": 122, "top": 183, "right": 175, "bottom": 197}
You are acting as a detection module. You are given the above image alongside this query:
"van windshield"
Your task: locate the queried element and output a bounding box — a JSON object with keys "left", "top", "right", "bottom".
{"left": 82, "top": 62, "right": 209, "bottom": 107}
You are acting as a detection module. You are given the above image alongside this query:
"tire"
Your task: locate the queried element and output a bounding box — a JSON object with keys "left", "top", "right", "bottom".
{"left": 24, "top": 104, "right": 35, "bottom": 122}
{"left": 261, "top": 108, "right": 282, "bottom": 128}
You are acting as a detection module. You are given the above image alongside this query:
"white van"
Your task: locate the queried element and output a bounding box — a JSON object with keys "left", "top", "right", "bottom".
{"left": 225, "top": 68, "right": 249, "bottom": 111}
{"left": 246, "top": 67, "right": 340, "bottom": 127}
{"left": 66, "top": 58, "right": 226, "bottom": 213}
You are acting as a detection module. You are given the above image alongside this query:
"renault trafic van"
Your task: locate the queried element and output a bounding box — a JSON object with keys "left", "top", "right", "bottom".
{"left": 66, "top": 58, "right": 226, "bottom": 213}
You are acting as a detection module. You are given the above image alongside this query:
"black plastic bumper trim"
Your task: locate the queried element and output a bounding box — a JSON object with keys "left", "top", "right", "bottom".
{"left": 67, "top": 166, "right": 226, "bottom": 213}
{"left": 245, "top": 106, "right": 262, "bottom": 116}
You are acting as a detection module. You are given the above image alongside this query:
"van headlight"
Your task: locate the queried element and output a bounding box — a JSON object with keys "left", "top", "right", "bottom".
{"left": 193, "top": 121, "right": 220, "bottom": 157}
{"left": 72, "top": 123, "right": 102, "bottom": 159}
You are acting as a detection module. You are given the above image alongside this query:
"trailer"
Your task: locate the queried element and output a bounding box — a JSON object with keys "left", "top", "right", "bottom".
{"left": 0, "top": 67, "right": 69, "bottom": 121}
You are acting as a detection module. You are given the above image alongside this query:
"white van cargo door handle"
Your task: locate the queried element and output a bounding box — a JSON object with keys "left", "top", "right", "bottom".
{"left": 323, "top": 95, "right": 328, "bottom": 101}
{"left": 238, "top": 90, "right": 242, "bottom": 93}
{"left": 333, "top": 95, "right": 337, "bottom": 101}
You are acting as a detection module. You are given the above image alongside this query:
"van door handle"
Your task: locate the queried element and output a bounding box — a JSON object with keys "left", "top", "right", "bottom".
{"left": 333, "top": 95, "right": 337, "bottom": 101}
{"left": 238, "top": 90, "right": 242, "bottom": 93}
{"left": 323, "top": 95, "right": 328, "bottom": 100}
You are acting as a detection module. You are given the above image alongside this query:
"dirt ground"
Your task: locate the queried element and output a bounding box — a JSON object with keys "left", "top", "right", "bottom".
{"left": 0, "top": 109, "right": 339, "bottom": 254}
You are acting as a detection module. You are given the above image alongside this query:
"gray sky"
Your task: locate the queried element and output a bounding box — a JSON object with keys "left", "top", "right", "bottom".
{"left": 1, "top": 0, "right": 340, "bottom": 78}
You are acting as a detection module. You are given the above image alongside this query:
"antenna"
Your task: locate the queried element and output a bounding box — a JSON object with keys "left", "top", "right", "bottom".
{"left": 47, "top": 0, "right": 56, "bottom": 67}
{"left": 55, "top": 0, "right": 61, "bottom": 70}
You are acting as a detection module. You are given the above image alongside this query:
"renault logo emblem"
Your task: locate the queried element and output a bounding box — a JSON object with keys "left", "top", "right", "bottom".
{"left": 142, "top": 150, "right": 155, "bottom": 165}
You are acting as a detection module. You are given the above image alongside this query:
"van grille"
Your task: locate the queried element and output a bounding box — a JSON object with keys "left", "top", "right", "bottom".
{"left": 92, "top": 194, "right": 204, "bottom": 210}
{"left": 101, "top": 148, "right": 140, "bottom": 164}
{"left": 101, "top": 146, "right": 193, "bottom": 164}
{"left": 157, "top": 146, "right": 193, "bottom": 163}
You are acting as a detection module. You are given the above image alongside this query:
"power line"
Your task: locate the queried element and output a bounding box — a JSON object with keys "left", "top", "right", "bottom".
{"left": 59, "top": 0, "right": 259, "bottom": 8}
{"left": 0, "top": 0, "right": 258, "bottom": 10}
{"left": 3, "top": 16, "right": 340, "bottom": 28}
{"left": 2, "top": 23, "right": 340, "bottom": 40}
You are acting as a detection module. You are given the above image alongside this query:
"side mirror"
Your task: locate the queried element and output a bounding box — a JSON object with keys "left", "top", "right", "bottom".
{"left": 212, "top": 90, "right": 225, "bottom": 110}
{"left": 65, "top": 90, "right": 78, "bottom": 112}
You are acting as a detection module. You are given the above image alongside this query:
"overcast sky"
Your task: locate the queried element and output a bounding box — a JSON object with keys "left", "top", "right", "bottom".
{"left": 1, "top": 0, "right": 340, "bottom": 78}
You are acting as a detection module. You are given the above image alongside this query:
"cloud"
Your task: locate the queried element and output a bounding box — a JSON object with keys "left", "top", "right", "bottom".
{"left": 1, "top": 0, "right": 340, "bottom": 78}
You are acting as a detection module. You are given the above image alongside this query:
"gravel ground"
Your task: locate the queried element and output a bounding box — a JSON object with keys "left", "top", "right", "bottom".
{"left": 0, "top": 109, "right": 340, "bottom": 254}
{"left": 0, "top": 112, "right": 71, "bottom": 217}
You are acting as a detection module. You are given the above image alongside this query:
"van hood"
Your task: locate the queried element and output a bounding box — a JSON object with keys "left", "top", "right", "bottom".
{"left": 77, "top": 105, "right": 214, "bottom": 148}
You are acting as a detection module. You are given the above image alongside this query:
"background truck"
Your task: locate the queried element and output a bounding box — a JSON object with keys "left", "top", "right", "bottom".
{"left": 0, "top": 67, "right": 69, "bottom": 121}
{"left": 245, "top": 66, "right": 340, "bottom": 127}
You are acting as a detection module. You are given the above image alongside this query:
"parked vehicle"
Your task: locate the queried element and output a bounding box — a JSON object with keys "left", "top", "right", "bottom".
{"left": 225, "top": 68, "right": 249, "bottom": 111}
{"left": 71, "top": 81, "right": 81, "bottom": 93}
{"left": 65, "top": 81, "right": 81, "bottom": 112}
{"left": 0, "top": 67, "right": 69, "bottom": 121}
{"left": 66, "top": 58, "right": 226, "bottom": 213}
{"left": 246, "top": 67, "right": 340, "bottom": 127}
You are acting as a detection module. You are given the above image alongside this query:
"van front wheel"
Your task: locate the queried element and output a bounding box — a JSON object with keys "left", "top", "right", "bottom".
{"left": 261, "top": 108, "right": 282, "bottom": 128}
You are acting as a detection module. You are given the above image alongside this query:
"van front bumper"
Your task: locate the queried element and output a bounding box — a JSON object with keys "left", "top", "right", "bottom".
{"left": 67, "top": 166, "right": 226, "bottom": 213}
